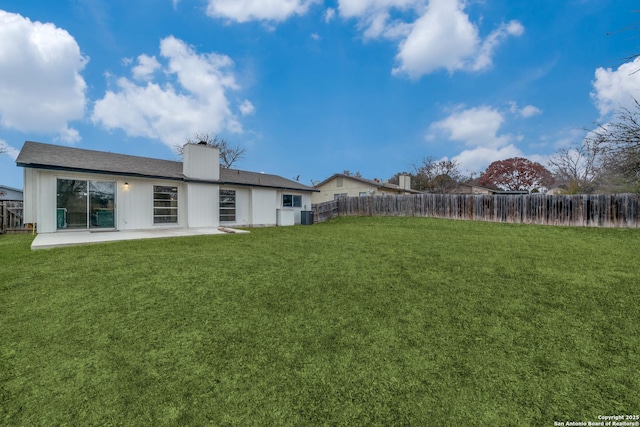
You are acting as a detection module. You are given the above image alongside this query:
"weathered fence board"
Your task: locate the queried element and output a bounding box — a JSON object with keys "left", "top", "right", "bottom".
{"left": 313, "top": 193, "right": 640, "bottom": 228}
{"left": 312, "top": 200, "right": 339, "bottom": 223}
{"left": 0, "top": 201, "right": 27, "bottom": 234}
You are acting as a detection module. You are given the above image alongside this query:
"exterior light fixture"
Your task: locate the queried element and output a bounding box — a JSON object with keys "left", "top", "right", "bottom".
{"left": 124, "top": 182, "right": 129, "bottom": 190}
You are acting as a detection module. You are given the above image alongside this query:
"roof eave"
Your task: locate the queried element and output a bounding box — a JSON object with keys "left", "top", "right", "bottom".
{"left": 16, "top": 163, "right": 184, "bottom": 182}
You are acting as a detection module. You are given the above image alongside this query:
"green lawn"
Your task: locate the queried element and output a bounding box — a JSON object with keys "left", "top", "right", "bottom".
{"left": 1, "top": 217, "right": 639, "bottom": 426}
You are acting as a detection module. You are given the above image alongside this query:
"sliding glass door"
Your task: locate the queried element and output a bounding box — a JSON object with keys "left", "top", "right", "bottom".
{"left": 57, "top": 179, "right": 115, "bottom": 230}
{"left": 89, "top": 181, "right": 116, "bottom": 228}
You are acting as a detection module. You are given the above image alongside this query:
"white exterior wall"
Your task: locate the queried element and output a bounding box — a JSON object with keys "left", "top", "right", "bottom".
{"left": 23, "top": 168, "right": 37, "bottom": 223}
{"left": 251, "top": 188, "right": 278, "bottom": 226}
{"left": 219, "top": 187, "right": 250, "bottom": 226}
{"left": 118, "top": 179, "right": 187, "bottom": 230}
{"left": 183, "top": 144, "right": 219, "bottom": 180}
{"left": 36, "top": 172, "right": 57, "bottom": 233}
{"left": 186, "top": 183, "right": 219, "bottom": 228}
{"left": 277, "top": 190, "right": 312, "bottom": 224}
{"left": 23, "top": 166, "right": 313, "bottom": 232}
{"left": 26, "top": 169, "right": 187, "bottom": 233}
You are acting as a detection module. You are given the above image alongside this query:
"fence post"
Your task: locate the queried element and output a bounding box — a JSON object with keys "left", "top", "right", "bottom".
{"left": 1, "top": 202, "right": 7, "bottom": 234}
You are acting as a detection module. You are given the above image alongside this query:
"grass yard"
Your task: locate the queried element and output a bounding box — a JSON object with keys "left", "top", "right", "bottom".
{"left": 1, "top": 216, "right": 639, "bottom": 426}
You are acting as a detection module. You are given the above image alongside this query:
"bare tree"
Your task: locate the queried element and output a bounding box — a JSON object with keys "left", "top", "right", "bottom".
{"left": 548, "top": 138, "right": 603, "bottom": 193}
{"left": 412, "top": 157, "right": 463, "bottom": 193}
{"left": 586, "top": 101, "right": 640, "bottom": 191}
{"left": 175, "top": 132, "right": 246, "bottom": 168}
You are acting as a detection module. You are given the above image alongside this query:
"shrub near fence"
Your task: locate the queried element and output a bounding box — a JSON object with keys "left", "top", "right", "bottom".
{"left": 314, "top": 193, "right": 640, "bottom": 228}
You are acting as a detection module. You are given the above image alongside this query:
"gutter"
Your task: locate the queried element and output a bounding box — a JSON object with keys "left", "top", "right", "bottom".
{"left": 18, "top": 163, "right": 318, "bottom": 192}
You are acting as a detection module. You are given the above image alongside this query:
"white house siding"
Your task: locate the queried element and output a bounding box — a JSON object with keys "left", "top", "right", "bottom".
{"left": 251, "top": 188, "right": 278, "bottom": 226}
{"left": 222, "top": 187, "right": 250, "bottom": 226}
{"left": 29, "top": 169, "right": 188, "bottom": 233}
{"left": 183, "top": 144, "right": 219, "bottom": 181}
{"left": 278, "top": 190, "right": 312, "bottom": 224}
{"left": 23, "top": 168, "right": 38, "bottom": 223}
{"left": 186, "top": 182, "right": 219, "bottom": 228}
{"left": 31, "top": 171, "right": 56, "bottom": 233}
{"left": 118, "top": 179, "right": 187, "bottom": 230}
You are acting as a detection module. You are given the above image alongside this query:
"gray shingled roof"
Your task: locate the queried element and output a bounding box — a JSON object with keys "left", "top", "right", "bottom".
{"left": 16, "top": 141, "right": 315, "bottom": 192}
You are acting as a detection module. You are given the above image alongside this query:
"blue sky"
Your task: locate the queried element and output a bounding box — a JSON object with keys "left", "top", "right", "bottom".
{"left": 1, "top": 0, "right": 639, "bottom": 189}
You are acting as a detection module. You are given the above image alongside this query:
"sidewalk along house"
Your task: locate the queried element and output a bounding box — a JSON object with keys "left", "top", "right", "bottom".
{"left": 312, "top": 173, "right": 420, "bottom": 204}
{"left": 16, "top": 141, "right": 316, "bottom": 233}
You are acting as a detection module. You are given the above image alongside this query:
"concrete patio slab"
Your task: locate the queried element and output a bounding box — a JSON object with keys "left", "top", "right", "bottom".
{"left": 31, "top": 227, "right": 249, "bottom": 250}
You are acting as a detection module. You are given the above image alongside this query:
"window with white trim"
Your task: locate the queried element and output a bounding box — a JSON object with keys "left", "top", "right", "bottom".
{"left": 220, "top": 189, "right": 236, "bottom": 222}
{"left": 283, "top": 194, "right": 302, "bottom": 207}
{"left": 153, "top": 185, "right": 178, "bottom": 224}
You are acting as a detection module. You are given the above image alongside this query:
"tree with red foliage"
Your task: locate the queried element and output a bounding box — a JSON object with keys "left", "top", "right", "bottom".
{"left": 479, "top": 157, "right": 554, "bottom": 193}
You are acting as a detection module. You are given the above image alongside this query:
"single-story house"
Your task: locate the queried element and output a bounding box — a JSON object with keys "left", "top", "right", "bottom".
{"left": 0, "top": 185, "right": 23, "bottom": 201}
{"left": 16, "top": 141, "right": 316, "bottom": 233}
{"left": 447, "top": 184, "right": 500, "bottom": 195}
{"left": 312, "top": 173, "right": 420, "bottom": 204}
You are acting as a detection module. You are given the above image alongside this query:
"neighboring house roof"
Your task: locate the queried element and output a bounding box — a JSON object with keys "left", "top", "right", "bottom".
{"left": 16, "top": 141, "right": 314, "bottom": 192}
{"left": 449, "top": 184, "right": 500, "bottom": 194}
{"left": 0, "top": 185, "right": 23, "bottom": 193}
{"left": 0, "top": 185, "right": 23, "bottom": 200}
{"left": 314, "top": 173, "right": 421, "bottom": 194}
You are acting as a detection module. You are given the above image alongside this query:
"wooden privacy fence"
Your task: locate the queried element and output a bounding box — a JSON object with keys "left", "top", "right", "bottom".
{"left": 312, "top": 200, "right": 339, "bottom": 223}
{"left": 313, "top": 193, "right": 640, "bottom": 228}
{"left": 0, "top": 201, "right": 26, "bottom": 234}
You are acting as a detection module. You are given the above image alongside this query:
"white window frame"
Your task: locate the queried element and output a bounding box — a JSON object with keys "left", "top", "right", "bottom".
{"left": 283, "top": 194, "right": 302, "bottom": 208}
{"left": 153, "top": 185, "right": 178, "bottom": 224}
{"left": 220, "top": 189, "right": 236, "bottom": 222}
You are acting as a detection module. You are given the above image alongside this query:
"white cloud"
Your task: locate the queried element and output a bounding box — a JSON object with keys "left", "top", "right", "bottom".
{"left": 471, "top": 20, "right": 524, "bottom": 71}
{"left": 453, "top": 144, "right": 523, "bottom": 174}
{"left": 393, "top": 0, "right": 522, "bottom": 77}
{"left": 325, "top": 7, "right": 336, "bottom": 23}
{"left": 0, "top": 139, "right": 20, "bottom": 160}
{"left": 335, "top": 0, "right": 523, "bottom": 78}
{"left": 201, "top": 0, "right": 519, "bottom": 78}
{"left": 428, "top": 105, "right": 537, "bottom": 173}
{"left": 508, "top": 102, "right": 542, "bottom": 118}
{"left": 428, "top": 105, "right": 512, "bottom": 148}
{"left": 132, "top": 54, "right": 161, "bottom": 81}
{"left": 338, "top": 0, "right": 419, "bottom": 19}
{"left": 54, "top": 126, "right": 81, "bottom": 144}
{"left": 591, "top": 57, "right": 640, "bottom": 116}
{"left": 519, "top": 105, "right": 542, "bottom": 118}
{"left": 0, "top": 10, "right": 88, "bottom": 141}
{"left": 393, "top": 0, "right": 478, "bottom": 77}
{"left": 206, "top": 0, "right": 320, "bottom": 22}
{"left": 92, "top": 36, "right": 248, "bottom": 149}
{"left": 311, "top": 32, "right": 321, "bottom": 40}
{"left": 239, "top": 99, "right": 255, "bottom": 116}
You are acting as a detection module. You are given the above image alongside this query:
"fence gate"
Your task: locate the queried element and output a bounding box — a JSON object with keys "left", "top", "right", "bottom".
{"left": 0, "top": 201, "right": 26, "bottom": 234}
